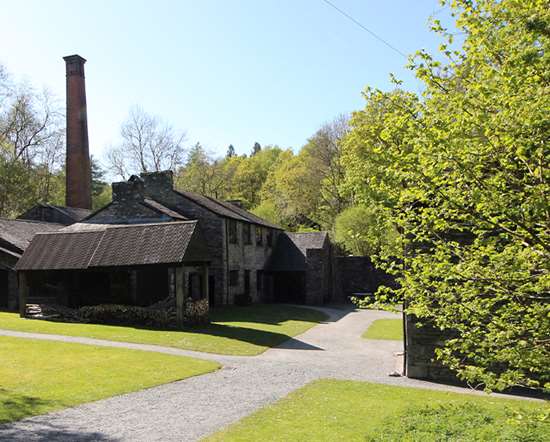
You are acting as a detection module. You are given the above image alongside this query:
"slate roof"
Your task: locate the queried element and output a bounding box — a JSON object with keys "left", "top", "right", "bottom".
{"left": 0, "top": 218, "right": 64, "bottom": 253}
{"left": 214, "top": 199, "right": 281, "bottom": 230}
{"left": 265, "top": 231, "right": 329, "bottom": 271}
{"left": 142, "top": 199, "right": 187, "bottom": 220}
{"left": 53, "top": 205, "right": 92, "bottom": 222}
{"left": 286, "top": 232, "right": 328, "bottom": 255}
{"left": 16, "top": 221, "right": 209, "bottom": 271}
{"left": 174, "top": 190, "right": 281, "bottom": 230}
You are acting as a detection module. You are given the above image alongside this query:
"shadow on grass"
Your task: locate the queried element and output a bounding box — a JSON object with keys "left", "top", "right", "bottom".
{"left": 9, "top": 304, "right": 338, "bottom": 351}
{"left": 0, "top": 389, "right": 116, "bottom": 441}
{"left": 0, "top": 389, "right": 58, "bottom": 425}
{"left": 209, "top": 303, "right": 346, "bottom": 325}
{"left": 186, "top": 323, "right": 324, "bottom": 350}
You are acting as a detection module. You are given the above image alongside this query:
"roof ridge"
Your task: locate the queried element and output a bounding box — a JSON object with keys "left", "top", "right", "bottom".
{"left": 38, "top": 220, "right": 198, "bottom": 235}
{"left": 1, "top": 217, "right": 64, "bottom": 226}
{"left": 173, "top": 189, "right": 249, "bottom": 222}
{"left": 287, "top": 231, "right": 328, "bottom": 235}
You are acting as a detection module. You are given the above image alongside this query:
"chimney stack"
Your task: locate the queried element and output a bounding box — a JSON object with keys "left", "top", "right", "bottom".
{"left": 63, "top": 54, "right": 92, "bottom": 209}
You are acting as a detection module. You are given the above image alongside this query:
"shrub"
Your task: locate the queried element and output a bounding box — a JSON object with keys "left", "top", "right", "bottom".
{"left": 78, "top": 304, "right": 173, "bottom": 328}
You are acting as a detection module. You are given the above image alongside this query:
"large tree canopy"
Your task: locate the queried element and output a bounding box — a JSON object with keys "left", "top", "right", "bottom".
{"left": 0, "top": 65, "right": 65, "bottom": 216}
{"left": 344, "top": 0, "right": 549, "bottom": 392}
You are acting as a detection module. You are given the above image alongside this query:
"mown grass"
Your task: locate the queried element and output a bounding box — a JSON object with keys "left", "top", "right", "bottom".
{"left": 207, "top": 379, "right": 549, "bottom": 442}
{"left": 0, "top": 336, "right": 219, "bottom": 424}
{"left": 362, "top": 319, "right": 403, "bottom": 341}
{"left": 0, "top": 304, "right": 327, "bottom": 356}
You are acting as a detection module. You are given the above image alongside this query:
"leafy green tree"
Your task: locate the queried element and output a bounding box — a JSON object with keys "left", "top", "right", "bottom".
{"left": 252, "top": 142, "right": 261, "bottom": 156}
{"left": 302, "top": 115, "right": 350, "bottom": 228}
{"left": 0, "top": 62, "right": 65, "bottom": 217}
{"left": 344, "top": 0, "right": 549, "bottom": 392}
{"left": 232, "top": 146, "right": 282, "bottom": 207}
{"left": 251, "top": 200, "right": 285, "bottom": 228}
{"left": 260, "top": 149, "right": 321, "bottom": 227}
{"left": 334, "top": 206, "right": 400, "bottom": 257}
{"left": 226, "top": 144, "right": 236, "bottom": 158}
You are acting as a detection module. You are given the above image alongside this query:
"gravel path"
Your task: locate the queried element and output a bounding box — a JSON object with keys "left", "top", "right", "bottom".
{"left": 0, "top": 306, "right": 528, "bottom": 441}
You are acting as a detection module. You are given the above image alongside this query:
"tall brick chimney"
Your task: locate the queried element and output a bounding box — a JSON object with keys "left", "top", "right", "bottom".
{"left": 63, "top": 54, "right": 92, "bottom": 209}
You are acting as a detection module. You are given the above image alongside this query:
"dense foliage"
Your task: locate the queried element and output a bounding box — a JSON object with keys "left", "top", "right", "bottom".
{"left": 345, "top": 0, "right": 549, "bottom": 391}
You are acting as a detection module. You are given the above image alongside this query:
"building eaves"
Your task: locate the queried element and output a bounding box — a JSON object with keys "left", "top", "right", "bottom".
{"left": 0, "top": 218, "right": 64, "bottom": 252}
{"left": 142, "top": 199, "right": 187, "bottom": 220}
{"left": 15, "top": 220, "right": 206, "bottom": 271}
{"left": 174, "top": 189, "right": 281, "bottom": 229}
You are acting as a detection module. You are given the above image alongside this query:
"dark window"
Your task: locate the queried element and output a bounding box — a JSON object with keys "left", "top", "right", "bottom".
{"left": 229, "top": 270, "right": 239, "bottom": 286}
{"left": 256, "top": 226, "right": 263, "bottom": 246}
{"left": 267, "top": 229, "right": 273, "bottom": 247}
{"left": 244, "top": 270, "right": 251, "bottom": 295}
{"left": 256, "top": 270, "right": 263, "bottom": 293}
{"left": 243, "top": 223, "right": 252, "bottom": 245}
{"left": 228, "top": 220, "right": 238, "bottom": 244}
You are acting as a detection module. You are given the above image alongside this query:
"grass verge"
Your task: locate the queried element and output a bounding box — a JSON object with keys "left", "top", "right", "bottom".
{"left": 0, "top": 304, "right": 327, "bottom": 356}
{"left": 362, "top": 318, "right": 403, "bottom": 341}
{"left": 0, "top": 336, "right": 219, "bottom": 424}
{"left": 206, "top": 379, "right": 549, "bottom": 441}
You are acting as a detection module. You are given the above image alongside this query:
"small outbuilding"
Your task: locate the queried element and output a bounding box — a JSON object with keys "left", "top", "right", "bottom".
{"left": 265, "top": 231, "right": 333, "bottom": 304}
{"left": 15, "top": 220, "right": 210, "bottom": 325}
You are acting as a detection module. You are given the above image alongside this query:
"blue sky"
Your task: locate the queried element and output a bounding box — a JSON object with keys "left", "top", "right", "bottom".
{"left": 0, "top": 0, "right": 453, "bottom": 163}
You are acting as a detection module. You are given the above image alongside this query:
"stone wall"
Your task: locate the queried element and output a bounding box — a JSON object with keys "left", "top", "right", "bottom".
{"left": 90, "top": 178, "right": 170, "bottom": 224}
{"left": 305, "top": 247, "right": 331, "bottom": 304}
{"left": 405, "top": 314, "right": 457, "bottom": 382}
{"left": 226, "top": 221, "right": 281, "bottom": 304}
{"left": 332, "top": 256, "right": 395, "bottom": 302}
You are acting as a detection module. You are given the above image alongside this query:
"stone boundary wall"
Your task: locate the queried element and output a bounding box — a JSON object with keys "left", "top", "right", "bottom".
{"left": 332, "top": 256, "right": 395, "bottom": 302}
{"left": 405, "top": 314, "right": 457, "bottom": 382}
{"left": 305, "top": 248, "right": 331, "bottom": 304}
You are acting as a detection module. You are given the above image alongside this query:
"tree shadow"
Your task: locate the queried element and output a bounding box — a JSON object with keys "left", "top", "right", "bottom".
{"left": 186, "top": 323, "right": 324, "bottom": 350}
{"left": 0, "top": 423, "right": 116, "bottom": 442}
{"left": 0, "top": 389, "right": 57, "bottom": 425}
{"left": 0, "top": 389, "right": 117, "bottom": 441}
{"left": 209, "top": 303, "right": 348, "bottom": 326}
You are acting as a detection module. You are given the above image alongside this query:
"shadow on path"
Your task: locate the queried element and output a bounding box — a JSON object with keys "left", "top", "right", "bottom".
{"left": 0, "top": 423, "right": 117, "bottom": 442}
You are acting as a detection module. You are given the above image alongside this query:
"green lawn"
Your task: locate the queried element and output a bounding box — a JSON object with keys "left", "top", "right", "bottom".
{"left": 0, "top": 304, "right": 327, "bottom": 356}
{"left": 0, "top": 336, "right": 219, "bottom": 424}
{"left": 207, "top": 379, "right": 549, "bottom": 442}
{"left": 362, "top": 319, "right": 403, "bottom": 341}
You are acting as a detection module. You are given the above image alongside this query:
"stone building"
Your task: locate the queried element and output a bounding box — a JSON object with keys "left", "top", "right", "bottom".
{"left": 265, "top": 231, "right": 333, "bottom": 304}
{"left": 4, "top": 53, "right": 342, "bottom": 323}
{"left": 13, "top": 169, "right": 338, "bottom": 327}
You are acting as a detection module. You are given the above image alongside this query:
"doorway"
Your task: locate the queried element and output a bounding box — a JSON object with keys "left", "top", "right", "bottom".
{"left": 0, "top": 270, "right": 8, "bottom": 309}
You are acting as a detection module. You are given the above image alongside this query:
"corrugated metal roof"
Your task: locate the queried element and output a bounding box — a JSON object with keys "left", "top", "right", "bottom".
{"left": 15, "top": 221, "right": 207, "bottom": 271}
{"left": 0, "top": 218, "right": 64, "bottom": 252}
